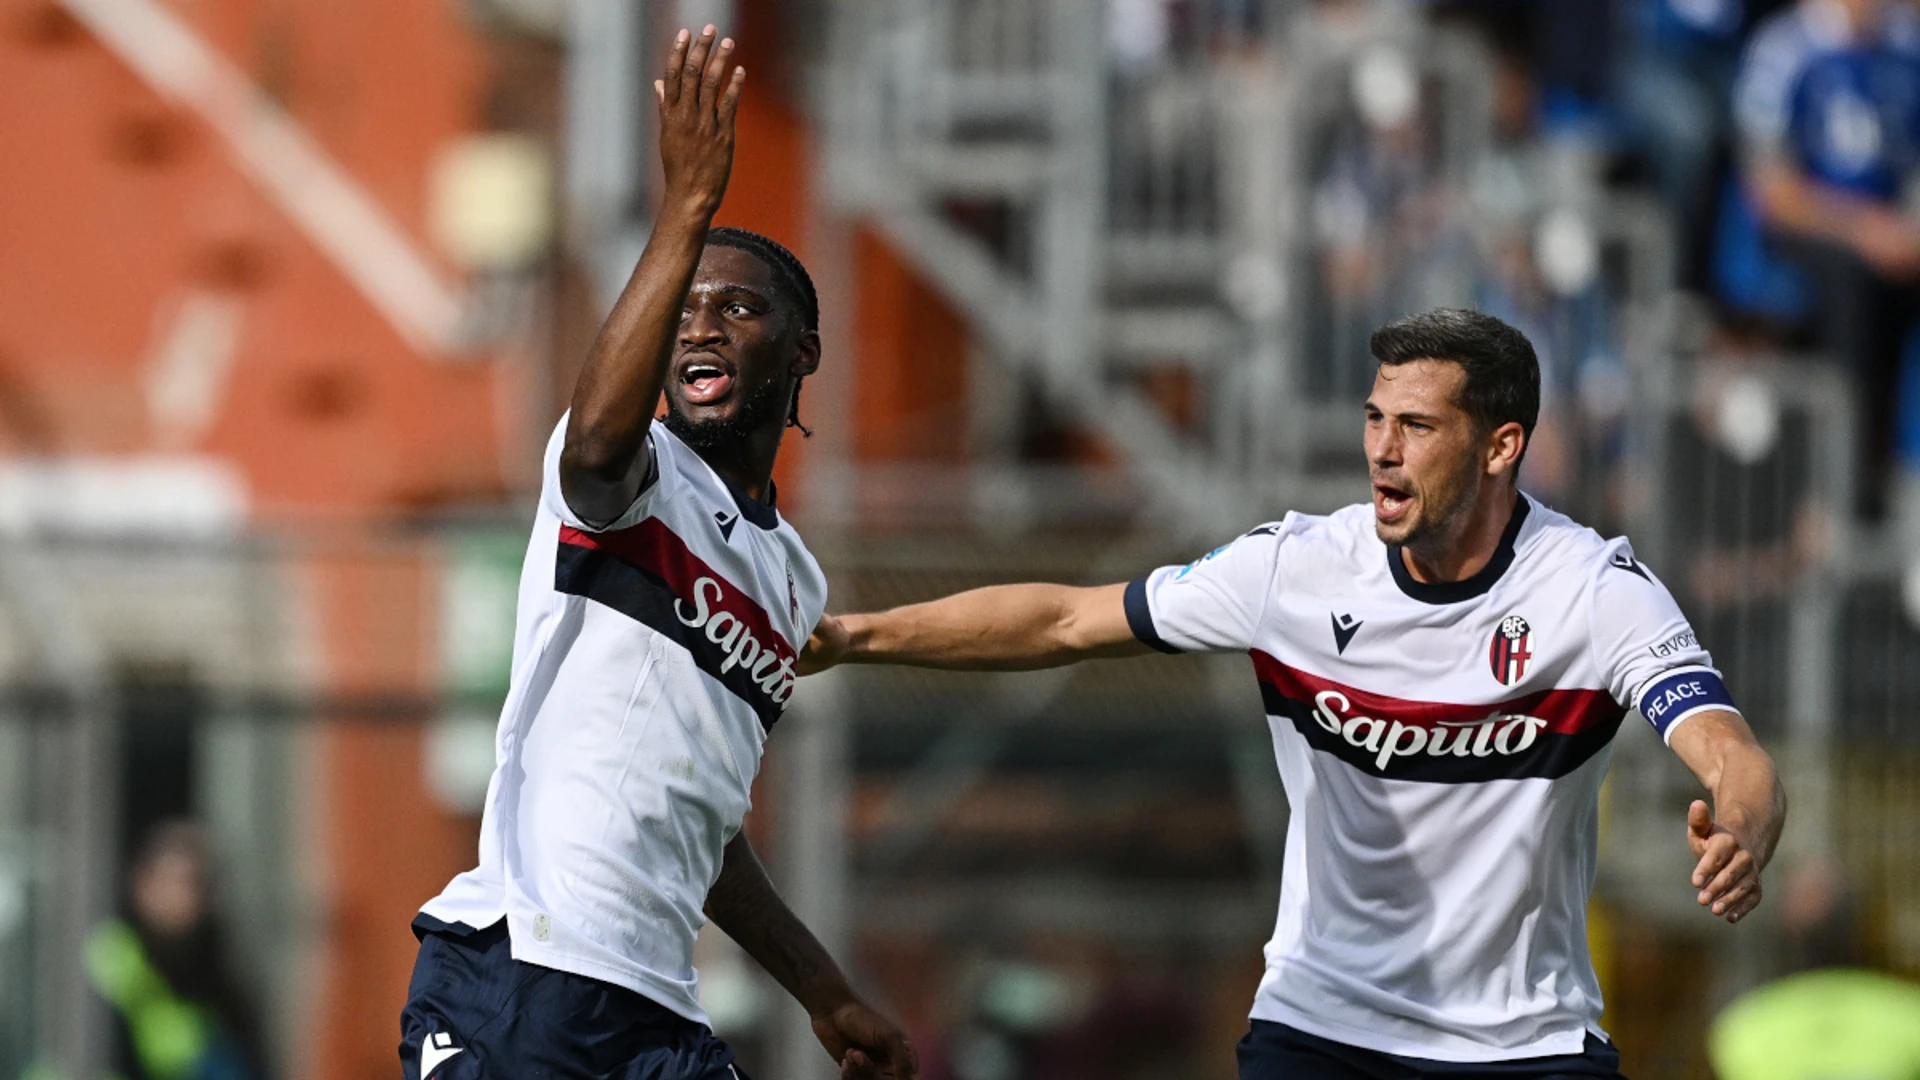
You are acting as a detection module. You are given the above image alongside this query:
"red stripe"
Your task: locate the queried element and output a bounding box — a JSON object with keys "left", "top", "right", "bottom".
{"left": 559, "top": 521, "right": 796, "bottom": 655}
{"left": 1251, "top": 650, "right": 1619, "bottom": 735}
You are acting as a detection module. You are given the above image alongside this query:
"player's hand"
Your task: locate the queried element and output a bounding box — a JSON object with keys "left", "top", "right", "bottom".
{"left": 810, "top": 1000, "right": 919, "bottom": 1080}
{"left": 799, "top": 613, "right": 850, "bottom": 676}
{"left": 654, "top": 25, "right": 745, "bottom": 215}
{"left": 1688, "top": 799, "right": 1763, "bottom": 923}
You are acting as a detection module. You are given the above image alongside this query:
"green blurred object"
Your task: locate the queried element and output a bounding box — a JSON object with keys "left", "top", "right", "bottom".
{"left": 1709, "top": 968, "right": 1920, "bottom": 1080}
{"left": 85, "top": 921, "right": 213, "bottom": 1080}
{"left": 440, "top": 530, "right": 526, "bottom": 701}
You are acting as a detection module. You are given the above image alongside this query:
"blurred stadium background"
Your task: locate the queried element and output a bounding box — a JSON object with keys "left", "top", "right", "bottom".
{"left": 3, "top": 0, "right": 1919, "bottom": 1076}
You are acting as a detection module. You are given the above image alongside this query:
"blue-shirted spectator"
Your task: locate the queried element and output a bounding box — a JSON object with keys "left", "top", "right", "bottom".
{"left": 1723, "top": 0, "right": 1920, "bottom": 514}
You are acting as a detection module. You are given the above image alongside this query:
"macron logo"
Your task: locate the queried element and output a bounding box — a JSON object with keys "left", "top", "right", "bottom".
{"left": 1331, "top": 613, "right": 1363, "bottom": 655}
{"left": 714, "top": 511, "right": 739, "bottom": 542}
{"left": 422, "top": 1032, "right": 463, "bottom": 1078}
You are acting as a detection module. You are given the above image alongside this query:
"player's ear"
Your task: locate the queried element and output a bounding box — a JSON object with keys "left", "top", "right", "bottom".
{"left": 1485, "top": 421, "right": 1525, "bottom": 477}
{"left": 791, "top": 329, "right": 821, "bottom": 378}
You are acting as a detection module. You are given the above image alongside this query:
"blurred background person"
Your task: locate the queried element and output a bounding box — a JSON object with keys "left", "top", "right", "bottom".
{"left": 1723, "top": 0, "right": 1920, "bottom": 516}
{"left": 86, "top": 821, "right": 262, "bottom": 1080}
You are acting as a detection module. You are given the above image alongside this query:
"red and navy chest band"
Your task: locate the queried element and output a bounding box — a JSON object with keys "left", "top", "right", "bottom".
{"left": 1251, "top": 653, "right": 1626, "bottom": 783}
{"left": 555, "top": 522, "right": 797, "bottom": 729}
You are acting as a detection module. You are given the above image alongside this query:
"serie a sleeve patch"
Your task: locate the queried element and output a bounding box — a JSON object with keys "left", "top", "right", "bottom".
{"left": 1634, "top": 666, "right": 1739, "bottom": 741}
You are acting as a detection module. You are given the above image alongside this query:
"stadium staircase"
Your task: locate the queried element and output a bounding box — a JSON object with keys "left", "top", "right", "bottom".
{"left": 818, "top": 0, "right": 1364, "bottom": 539}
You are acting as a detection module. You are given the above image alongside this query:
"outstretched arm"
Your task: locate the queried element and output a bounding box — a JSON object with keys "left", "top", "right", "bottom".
{"left": 705, "top": 834, "right": 918, "bottom": 1079}
{"left": 1668, "top": 710, "right": 1786, "bottom": 924}
{"left": 804, "top": 582, "right": 1152, "bottom": 673}
{"left": 559, "top": 26, "right": 744, "bottom": 526}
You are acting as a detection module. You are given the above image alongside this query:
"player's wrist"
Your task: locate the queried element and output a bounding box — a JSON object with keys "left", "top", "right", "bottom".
{"left": 659, "top": 184, "right": 726, "bottom": 221}
{"left": 801, "top": 983, "right": 862, "bottom": 1021}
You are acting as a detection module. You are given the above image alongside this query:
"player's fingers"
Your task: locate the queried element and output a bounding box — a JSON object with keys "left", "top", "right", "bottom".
{"left": 1692, "top": 832, "right": 1735, "bottom": 888}
{"left": 1695, "top": 841, "right": 1744, "bottom": 901}
{"left": 662, "top": 29, "right": 690, "bottom": 105}
{"left": 718, "top": 66, "right": 746, "bottom": 128}
{"left": 701, "top": 36, "right": 734, "bottom": 110}
{"left": 840, "top": 1049, "right": 875, "bottom": 1080}
{"left": 1703, "top": 851, "right": 1755, "bottom": 906}
{"left": 1709, "top": 872, "right": 1758, "bottom": 916}
{"left": 887, "top": 1032, "right": 920, "bottom": 1080}
{"left": 655, "top": 79, "right": 666, "bottom": 105}
{"left": 682, "top": 25, "right": 716, "bottom": 96}
{"left": 672, "top": 25, "right": 710, "bottom": 104}
{"left": 1726, "top": 883, "right": 1764, "bottom": 923}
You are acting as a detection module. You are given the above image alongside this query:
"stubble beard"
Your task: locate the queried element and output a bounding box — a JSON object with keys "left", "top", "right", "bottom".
{"left": 662, "top": 377, "right": 790, "bottom": 456}
{"left": 1376, "top": 458, "right": 1480, "bottom": 555}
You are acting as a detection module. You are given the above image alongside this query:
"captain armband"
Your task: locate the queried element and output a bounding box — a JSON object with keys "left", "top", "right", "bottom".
{"left": 1633, "top": 666, "right": 1740, "bottom": 742}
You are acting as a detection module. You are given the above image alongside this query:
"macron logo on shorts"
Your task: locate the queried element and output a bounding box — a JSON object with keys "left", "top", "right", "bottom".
{"left": 422, "top": 1032, "right": 463, "bottom": 1078}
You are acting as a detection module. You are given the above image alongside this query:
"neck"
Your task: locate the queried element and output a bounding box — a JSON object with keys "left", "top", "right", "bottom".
{"left": 692, "top": 422, "right": 785, "bottom": 503}
{"left": 1399, "top": 483, "right": 1520, "bottom": 584}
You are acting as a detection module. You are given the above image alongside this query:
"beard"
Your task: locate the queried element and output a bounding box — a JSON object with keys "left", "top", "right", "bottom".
{"left": 662, "top": 377, "right": 790, "bottom": 455}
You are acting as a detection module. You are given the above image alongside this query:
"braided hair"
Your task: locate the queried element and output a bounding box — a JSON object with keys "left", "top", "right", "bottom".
{"left": 706, "top": 227, "right": 818, "bottom": 437}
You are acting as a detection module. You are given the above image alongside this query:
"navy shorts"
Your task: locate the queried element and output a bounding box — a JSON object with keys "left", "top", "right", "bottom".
{"left": 399, "top": 917, "right": 750, "bottom": 1080}
{"left": 1237, "top": 1020, "right": 1627, "bottom": 1080}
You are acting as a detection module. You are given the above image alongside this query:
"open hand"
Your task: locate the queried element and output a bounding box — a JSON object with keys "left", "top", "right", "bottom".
{"left": 811, "top": 1000, "right": 918, "bottom": 1080}
{"left": 1688, "top": 799, "right": 1763, "bottom": 923}
{"left": 654, "top": 26, "right": 745, "bottom": 215}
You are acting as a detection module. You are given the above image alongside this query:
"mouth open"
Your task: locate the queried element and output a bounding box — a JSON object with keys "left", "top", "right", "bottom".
{"left": 1373, "top": 481, "right": 1414, "bottom": 523}
{"left": 677, "top": 355, "right": 735, "bottom": 406}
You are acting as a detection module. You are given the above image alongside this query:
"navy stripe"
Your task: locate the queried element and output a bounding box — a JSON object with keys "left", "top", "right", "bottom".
{"left": 1124, "top": 577, "right": 1181, "bottom": 654}
{"left": 1388, "top": 496, "right": 1531, "bottom": 604}
{"left": 555, "top": 543, "right": 789, "bottom": 729}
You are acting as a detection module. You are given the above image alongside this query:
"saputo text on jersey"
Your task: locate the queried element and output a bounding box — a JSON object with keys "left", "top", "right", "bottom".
{"left": 1313, "top": 690, "right": 1550, "bottom": 770}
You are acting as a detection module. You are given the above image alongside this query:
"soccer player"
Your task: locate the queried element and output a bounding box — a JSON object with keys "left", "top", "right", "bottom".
{"left": 805, "top": 309, "right": 1785, "bottom": 1078}
{"left": 399, "top": 28, "right": 917, "bottom": 1080}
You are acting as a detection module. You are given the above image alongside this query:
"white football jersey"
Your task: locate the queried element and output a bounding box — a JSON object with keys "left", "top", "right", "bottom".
{"left": 1127, "top": 496, "right": 1729, "bottom": 1061}
{"left": 420, "top": 417, "right": 827, "bottom": 1025}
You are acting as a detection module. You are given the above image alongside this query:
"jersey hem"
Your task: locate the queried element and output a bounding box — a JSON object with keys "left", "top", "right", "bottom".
{"left": 1247, "top": 1001, "right": 1592, "bottom": 1063}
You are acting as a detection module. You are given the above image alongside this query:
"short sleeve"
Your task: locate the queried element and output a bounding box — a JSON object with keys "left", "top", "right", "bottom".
{"left": 1588, "top": 539, "right": 1739, "bottom": 743}
{"left": 1125, "top": 520, "right": 1291, "bottom": 655}
{"left": 538, "top": 413, "right": 666, "bottom": 533}
{"left": 1733, "top": 15, "right": 1811, "bottom": 161}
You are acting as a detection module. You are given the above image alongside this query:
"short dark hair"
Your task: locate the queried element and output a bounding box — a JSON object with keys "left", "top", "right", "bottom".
{"left": 706, "top": 227, "right": 819, "bottom": 332}
{"left": 1369, "top": 308, "right": 1539, "bottom": 441}
{"left": 705, "top": 226, "right": 819, "bottom": 436}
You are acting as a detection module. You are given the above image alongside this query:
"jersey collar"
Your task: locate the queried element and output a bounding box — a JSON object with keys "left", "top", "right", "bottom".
{"left": 720, "top": 473, "right": 780, "bottom": 531}
{"left": 1386, "top": 495, "right": 1531, "bottom": 604}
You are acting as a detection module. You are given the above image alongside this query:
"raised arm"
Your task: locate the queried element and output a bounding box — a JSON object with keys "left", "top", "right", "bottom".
{"left": 705, "top": 833, "right": 917, "bottom": 1079}
{"left": 1667, "top": 710, "right": 1786, "bottom": 924}
{"left": 805, "top": 582, "right": 1152, "bottom": 673}
{"left": 559, "top": 26, "right": 744, "bottom": 526}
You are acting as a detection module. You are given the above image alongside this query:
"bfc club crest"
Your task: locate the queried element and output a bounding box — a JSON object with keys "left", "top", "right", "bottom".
{"left": 1489, "top": 614, "right": 1534, "bottom": 686}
